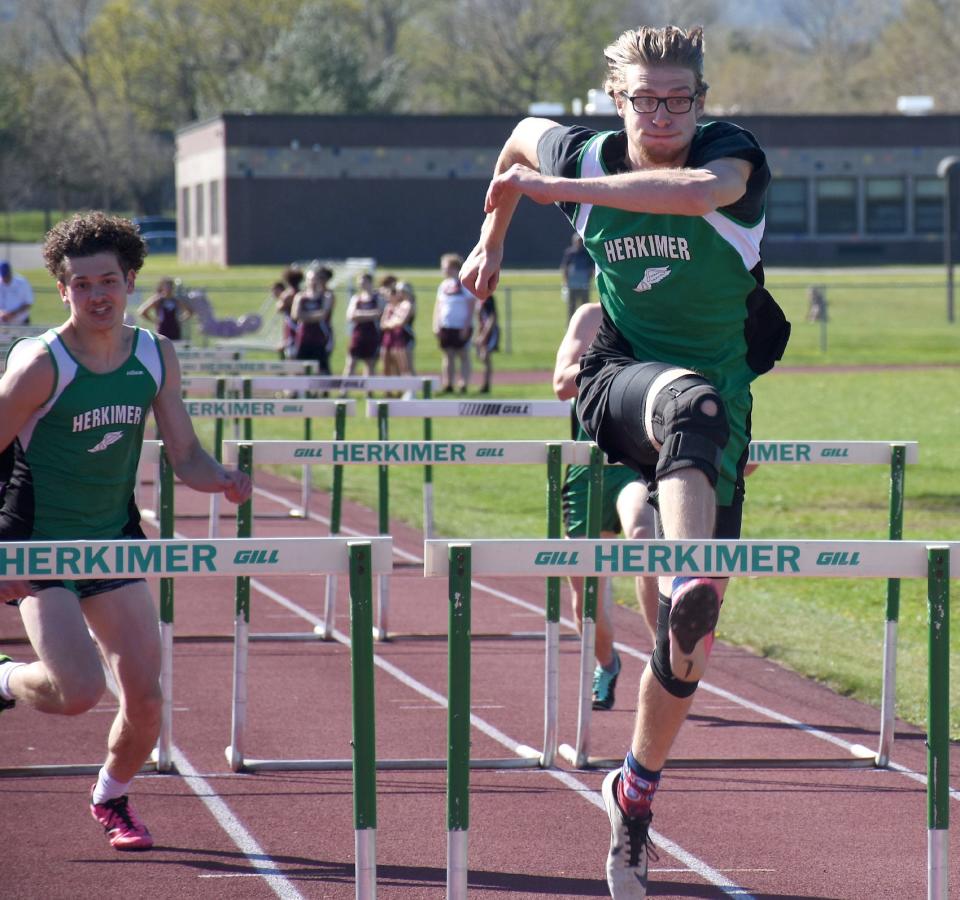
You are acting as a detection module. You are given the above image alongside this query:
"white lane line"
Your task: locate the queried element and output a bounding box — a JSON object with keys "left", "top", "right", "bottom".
{"left": 100, "top": 658, "right": 304, "bottom": 899}
{"left": 249, "top": 576, "right": 755, "bottom": 899}
{"left": 172, "top": 749, "right": 306, "bottom": 900}
{"left": 248, "top": 483, "right": 957, "bottom": 799}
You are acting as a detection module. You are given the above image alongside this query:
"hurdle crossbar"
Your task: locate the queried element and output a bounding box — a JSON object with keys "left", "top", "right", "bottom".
{"left": 425, "top": 538, "right": 953, "bottom": 900}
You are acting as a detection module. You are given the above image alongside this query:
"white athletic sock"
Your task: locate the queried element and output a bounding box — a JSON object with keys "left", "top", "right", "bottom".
{"left": 0, "top": 660, "right": 25, "bottom": 701}
{"left": 91, "top": 768, "right": 133, "bottom": 805}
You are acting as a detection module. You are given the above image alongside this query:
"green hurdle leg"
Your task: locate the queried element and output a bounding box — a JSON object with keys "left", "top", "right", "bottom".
{"left": 447, "top": 544, "right": 471, "bottom": 900}
{"left": 926, "top": 546, "right": 949, "bottom": 900}
{"left": 375, "top": 403, "right": 390, "bottom": 640}
{"left": 350, "top": 542, "right": 377, "bottom": 899}
{"left": 209, "top": 377, "right": 226, "bottom": 538}
{"left": 422, "top": 378, "right": 435, "bottom": 538}
{"left": 541, "top": 443, "right": 562, "bottom": 766}
{"left": 319, "top": 401, "right": 348, "bottom": 640}
{"left": 878, "top": 443, "right": 907, "bottom": 766}
{"left": 226, "top": 443, "right": 253, "bottom": 772}
{"left": 156, "top": 446, "right": 175, "bottom": 773}
{"left": 561, "top": 444, "right": 603, "bottom": 768}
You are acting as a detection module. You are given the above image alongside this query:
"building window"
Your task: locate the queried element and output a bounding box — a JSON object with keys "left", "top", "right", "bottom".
{"left": 816, "top": 178, "right": 857, "bottom": 234}
{"left": 766, "top": 178, "right": 808, "bottom": 234}
{"left": 865, "top": 178, "right": 906, "bottom": 234}
{"left": 180, "top": 187, "right": 190, "bottom": 239}
{"left": 914, "top": 177, "right": 944, "bottom": 235}
{"left": 195, "top": 184, "right": 205, "bottom": 237}
{"left": 209, "top": 181, "right": 220, "bottom": 236}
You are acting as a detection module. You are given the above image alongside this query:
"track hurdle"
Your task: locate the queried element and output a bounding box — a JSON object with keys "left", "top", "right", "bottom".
{"left": 424, "top": 537, "right": 954, "bottom": 900}
{"left": 223, "top": 439, "right": 596, "bottom": 769}
{"left": 0, "top": 535, "right": 365, "bottom": 778}
{"left": 559, "top": 440, "right": 920, "bottom": 771}
{"left": 367, "top": 398, "right": 570, "bottom": 539}
{"left": 182, "top": 397, "right": 356, "bottom": 536}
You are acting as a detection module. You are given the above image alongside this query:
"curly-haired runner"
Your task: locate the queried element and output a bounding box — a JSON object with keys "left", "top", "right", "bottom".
{"left": 460, "top": 25, "right": 790, "bottom": 898}
{"left": 0, "top": 212, "right": 251, "bottom": 851}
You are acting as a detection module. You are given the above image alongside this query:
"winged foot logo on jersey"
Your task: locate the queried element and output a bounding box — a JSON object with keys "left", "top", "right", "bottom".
{"left": 88, "top": 431, "right": 125, "bottom": 453}
{"left": 633, "top": 265, "right": 672, "bottom": 292}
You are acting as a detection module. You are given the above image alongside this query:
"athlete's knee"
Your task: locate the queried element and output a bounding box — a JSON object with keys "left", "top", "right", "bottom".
{"left": 54, "top": 670, "right": 107, "bottom": 715}
{"left": 649, "top": 591, "right": 702, "bottom": 697}
{"left": 650, "top": 375, "right": 729, "bottom": 486}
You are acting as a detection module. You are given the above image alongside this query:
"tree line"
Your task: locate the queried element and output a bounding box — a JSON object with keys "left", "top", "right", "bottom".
{"left": 1, "top": 0, "right": 958, "bottom": 217}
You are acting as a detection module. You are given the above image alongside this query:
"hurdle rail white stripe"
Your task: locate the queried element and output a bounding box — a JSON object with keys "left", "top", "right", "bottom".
{"left": 181, "top": 375, "right": 439, "bottom": 394}
{"left": 178, "top": 360, "right": 319, "bottom": 374}
{"left": 0, "top": 537, "right": 393, "bottom": 578}
{"left": 183, "top": 398, "right": 357, "bottom": 418}
{"left": 423, "top": 538, "right": 957, "bottom": 578}
{"left": 222, "top": 438, "right": 589, "bottom": 466}
{"left": 746, "top": 440, "right": 918, "bottom": 464}
{"left": 366, "top": 398, "right": 570, "bottom": 417}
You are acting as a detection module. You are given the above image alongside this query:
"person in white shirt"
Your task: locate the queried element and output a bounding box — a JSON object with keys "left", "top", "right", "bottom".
{"left": 432, "top": 252, "right": 476, "bottom": 393}
{"left": 0, "top": 261, "right": 34, "bottom": 325}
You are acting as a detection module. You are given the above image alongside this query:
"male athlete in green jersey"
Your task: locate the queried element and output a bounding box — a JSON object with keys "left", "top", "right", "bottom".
{"left": 460, "top": 25, "right": 789, "bottom": 899}
{"left": 0, "top": 212, "right": 252, "bottom": 851}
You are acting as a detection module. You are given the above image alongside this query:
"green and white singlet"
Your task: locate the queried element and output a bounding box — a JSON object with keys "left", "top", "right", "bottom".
{"left": 0, "top": 327, "right": 164, "bottom": 540}
{"left": 538, "top": 122, "right": 790, "bottom": 506}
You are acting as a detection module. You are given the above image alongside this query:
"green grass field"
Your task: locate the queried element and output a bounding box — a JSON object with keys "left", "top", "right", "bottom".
{"left": 12, "top": 253, "right": 960, "bottom": 738}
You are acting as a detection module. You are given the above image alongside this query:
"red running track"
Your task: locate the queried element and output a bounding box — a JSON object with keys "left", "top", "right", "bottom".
{"left": 1, "top": 470, "right": 958, "bottom": 899}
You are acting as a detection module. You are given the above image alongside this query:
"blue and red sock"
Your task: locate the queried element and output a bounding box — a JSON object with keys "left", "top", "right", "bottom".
{"left": 617, "top": 751, "right": 661, "bottom": 818}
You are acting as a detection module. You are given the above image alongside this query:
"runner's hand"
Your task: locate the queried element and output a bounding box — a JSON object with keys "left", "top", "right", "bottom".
{"left": 0, "top": 580, "right": 31, "bottom": 603}
{"left": 219, "top": 468, "right": 252, "bottom": 504}
{"left": 460, "top": 243, "right": 502, "bottom": 300}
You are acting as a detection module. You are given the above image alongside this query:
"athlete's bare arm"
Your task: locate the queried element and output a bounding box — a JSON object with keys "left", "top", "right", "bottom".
{"left": 460, "top": 117, "right": 560, "bottom": 299}
{"left": 487, "top": 156, "right": 752, "bottom": 217}
{"left": 552, "top": 303, "right": 603, "bottom": 400}
{"left": 150, "top": 338, "right": 251, "bottom": 503}
{"left": 0, "top": 343, "right": 57, "bottom": 599}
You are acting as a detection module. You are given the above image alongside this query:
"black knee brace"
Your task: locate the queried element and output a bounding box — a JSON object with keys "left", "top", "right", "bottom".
{"left": 650, "top": 375, "right": 729, "bottom": 486}
{"left": 649, "top": 591, "right": 700, "bottom": 698}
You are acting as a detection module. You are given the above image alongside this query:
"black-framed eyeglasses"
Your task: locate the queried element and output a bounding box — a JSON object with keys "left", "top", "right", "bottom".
{"left": 619, "top": 92, "right": 698, "bottom": 114}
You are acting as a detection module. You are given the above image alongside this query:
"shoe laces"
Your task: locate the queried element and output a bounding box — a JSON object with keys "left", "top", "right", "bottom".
{"left": 623, "top": 813, "right": 658, "bottom": 869}
{"left": 98, "top": 795, "right": 141, "bottom": 832}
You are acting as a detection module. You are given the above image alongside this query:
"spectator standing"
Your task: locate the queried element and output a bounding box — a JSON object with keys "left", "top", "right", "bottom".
{"left": 0, "top": 261, "right": 35, "bottom": 325}
{"left": 137, "top": 277, "right": 192, "bottom": 341}
{"left": 473, "top": 292, "right": 500, "bottom": 394}
{"left": 276, "top": 266, "right": 304, "bottom": 360}
{"left": 432, "top": 252, "right": 475, "bottom": 394}
{"left": 379, "top": 281, "right": 413, "bottom": 388}
{"left": 559, "top": 234, "right": 594, "bottom": 321}
{"left": 343, "top": 272, "right": 384, "bottom": 376}
{"left": 291, "top": 266, "right": 335, "bottom": 374}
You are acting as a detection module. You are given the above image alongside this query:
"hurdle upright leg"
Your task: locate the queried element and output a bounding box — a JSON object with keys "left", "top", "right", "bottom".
{"left": 541, "top": 444, "right": 563, "bottom": 767}
{"left": 226, "top": 444, "right": 253, "bottom": 772}
{"left": 375, "top": 403, "right": 390, "bottom": 640}
{"left": 350, "top": 542, "right": 378, "bottom": 899}
{"left": 926, "top": 546, "right": 950, "bottom": 900}
{"left": 319, "top": 401, "right": 347, "bottom": 640}
{"left": 447, "top": 544, "right": 471, "bottom": 900}
{"left": 156, "top": 446, "right": 175, "bottom": 772}
{"left": 560, "top": 445, "right": 603, "bottom": 768}
{"left": 878, "top": 443, "right": 907, "bottom": 766}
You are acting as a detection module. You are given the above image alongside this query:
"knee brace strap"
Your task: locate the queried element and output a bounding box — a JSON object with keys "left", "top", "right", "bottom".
{"left": 651, "top": 378, "right": 729, "bottom": 486}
